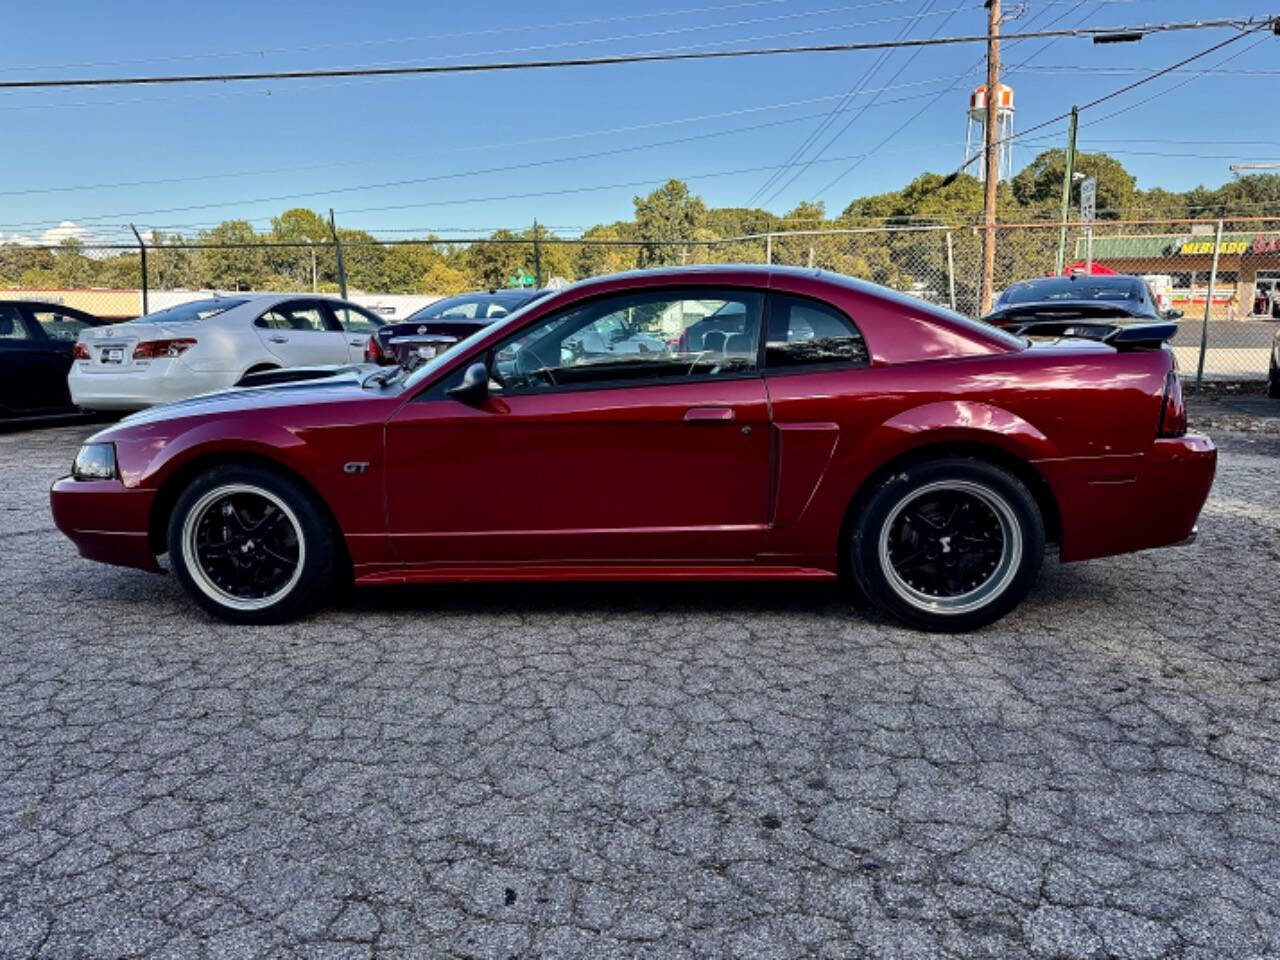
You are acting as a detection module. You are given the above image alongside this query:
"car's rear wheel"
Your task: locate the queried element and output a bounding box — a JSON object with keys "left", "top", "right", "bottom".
{"left": 1268, "top": 351, "right": 1280, "bottom": 399}
{"left": 167, "top": 464, "right": 336, "bottom": 624}
{"left": 851, "top": 457, "right": 1044, "bottom": 632}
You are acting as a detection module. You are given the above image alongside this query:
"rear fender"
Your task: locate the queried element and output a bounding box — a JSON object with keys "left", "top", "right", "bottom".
{"left": 764, "top": 401, "right": 1060, "bottom": 562}
{"left": 867, "top": 400, "right": 1060, "bottom": 463}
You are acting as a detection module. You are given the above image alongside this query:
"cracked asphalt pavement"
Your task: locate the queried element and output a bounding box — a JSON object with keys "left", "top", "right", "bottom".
{"left": 1, "top": 419, "right": 1278, "bottom": 959}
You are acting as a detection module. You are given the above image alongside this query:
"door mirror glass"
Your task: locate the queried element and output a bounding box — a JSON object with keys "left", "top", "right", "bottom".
{"left": 446, "top": 362, "right": 490, "bottom": 405}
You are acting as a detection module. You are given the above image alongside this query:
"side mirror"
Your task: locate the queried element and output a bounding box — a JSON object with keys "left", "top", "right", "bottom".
{"left": 1164, "top": 309, "right": 1184, "bottom": 321}
{"left": 446, "top": 361, "right": 490, "bottom": 405}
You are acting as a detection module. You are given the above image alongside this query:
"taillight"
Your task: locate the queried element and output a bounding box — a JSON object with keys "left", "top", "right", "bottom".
{"left": 132, "top": 338, "right": 196, "bottom": 360}
{"left": 1158, "top": 368, "right": 1186, "bottom": 438}
{"left": 364, "top": 336, "right": 381, "bottom": 364}
{"left": 73, "top": 343, "right": 90, "bottom": 360}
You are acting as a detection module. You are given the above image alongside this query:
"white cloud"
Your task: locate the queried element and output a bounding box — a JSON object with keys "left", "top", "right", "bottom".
{"left": 40, "top": 220, "right": 89, "bottom": 246}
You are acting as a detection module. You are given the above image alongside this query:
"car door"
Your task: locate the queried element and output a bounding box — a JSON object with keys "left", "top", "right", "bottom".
{"left": 327, "top": 303, "right": 385, "bottom": 362}
{"left": 0, "top": 305, "right": 68, "bottom": 413}
{"left": 23, "top": 305, "right": 99, "bottom": 409}
{"left": 384, "top": 286, "right": 773, "bottom": 565}
{"left": 252, "top": 299, "right": 349, "bottom": 367}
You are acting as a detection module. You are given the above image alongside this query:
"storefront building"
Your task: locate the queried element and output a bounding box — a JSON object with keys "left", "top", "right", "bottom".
{"left": 1073, "top": 231, "right": 1280, "bottom": 317}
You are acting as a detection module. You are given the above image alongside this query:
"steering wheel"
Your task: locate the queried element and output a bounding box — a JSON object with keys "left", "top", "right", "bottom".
{"left": 686, "top": 350, "right": 711, "bottom": 377}
{"left": 515, "top": 344, "right": 558, "bottom": 387}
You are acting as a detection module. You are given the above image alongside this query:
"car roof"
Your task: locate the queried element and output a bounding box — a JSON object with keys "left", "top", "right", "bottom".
{"left": 0, "top": 299, "right": 98, "bottom": 314}
{"left": 1006, "top": 274, "right": 1144, "bottom": 290}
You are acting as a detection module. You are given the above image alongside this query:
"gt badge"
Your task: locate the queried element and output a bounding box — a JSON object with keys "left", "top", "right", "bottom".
{"left": 343, "top": 462, "right": 370, "bottom": 474}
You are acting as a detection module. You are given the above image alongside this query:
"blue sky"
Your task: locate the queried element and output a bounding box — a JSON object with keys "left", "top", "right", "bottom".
{"left": 0, "top": 0, "right": 1275, "bottom": 245}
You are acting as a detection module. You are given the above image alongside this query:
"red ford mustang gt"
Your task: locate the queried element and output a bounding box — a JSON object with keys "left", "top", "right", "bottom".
{"left": 51, "top": 266, "right": 1216, "bottom": 631}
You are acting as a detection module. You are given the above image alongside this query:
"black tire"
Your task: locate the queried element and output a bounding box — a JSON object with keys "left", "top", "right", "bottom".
{"left": 166, "top": 463, "right": 337, "bottom": 624}
{"left": 851, "top": 457, "right": 1045, "bottom": 632}
{"left": 1268, "top": 353, "right": 1280, "bottom": 399}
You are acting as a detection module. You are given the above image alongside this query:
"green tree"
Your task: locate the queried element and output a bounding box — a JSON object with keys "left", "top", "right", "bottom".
{"left": 53, "top": 237, "right": 94, "bottom": 288}
{"left": 193, "top": 220, "right": 265, "bottom": 290}
{"left": 466, "top": 230, "right": 525, "bottom": 289}
{"left": 1011, "top": 149, "right": 1136, "bottom": 219}
{"left": 0, "top": 244, "right": 55, "bottom": 285}
{"left": 633, "top": 179, "right": 706, "bottom": 267}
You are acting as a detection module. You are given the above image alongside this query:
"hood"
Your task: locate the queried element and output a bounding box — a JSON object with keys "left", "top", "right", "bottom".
{"left": 110, "top": 366, "right": 396, "bottom": 428}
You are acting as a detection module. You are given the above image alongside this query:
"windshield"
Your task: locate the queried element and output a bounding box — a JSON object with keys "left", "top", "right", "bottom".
{"left": 401, "top": 297, "right": 545, "bottom": 391}
{"left": 999, "top": 278, "right": 1141, "bottom": 305}
{"left": 132, "top": 297, "right": 248, "bottom": 323}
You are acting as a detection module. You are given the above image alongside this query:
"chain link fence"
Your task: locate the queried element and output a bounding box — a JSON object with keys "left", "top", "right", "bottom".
{"left": 3, "top": 218, "right": 1276, "bottom": 383}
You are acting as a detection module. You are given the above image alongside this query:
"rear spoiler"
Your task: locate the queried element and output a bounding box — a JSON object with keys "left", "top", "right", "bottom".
{"left": 1007, "top": 319, "right": 1178, "bottom": 350}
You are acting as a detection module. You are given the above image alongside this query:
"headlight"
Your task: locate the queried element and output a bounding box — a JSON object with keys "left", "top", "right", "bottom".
{"left": 72, "top": 443, "right": 117, "bottom": 481}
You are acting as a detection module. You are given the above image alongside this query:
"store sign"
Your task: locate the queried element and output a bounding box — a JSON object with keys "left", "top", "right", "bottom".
{"left": 1167, "top": 233, "right": 1280, "bottom": 257}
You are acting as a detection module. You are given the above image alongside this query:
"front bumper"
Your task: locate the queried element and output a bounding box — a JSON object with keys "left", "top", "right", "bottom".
{"left": 50, "top": 476, "right": 161, "bottom": 572}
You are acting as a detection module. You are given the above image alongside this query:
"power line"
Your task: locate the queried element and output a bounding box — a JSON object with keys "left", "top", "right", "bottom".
{"left": 0, "top": 78, "right": 966, "bottom": 200}
{"left": 757, "top": 0, "right": 970, "bottom": 209}
{"left": 331, "top": 153, "right": 875, "bottom": 217}
{"left": 0, "top": 89, "right": 945, "bottom": 231}
{"left": 944, "top": 20, "right": 1274, "bottom": 180}
{"left": 744, "top": 0, "right": 937, "bottom": 207}
{"left": 0, "top": 16, "right": 1268, "bottom": 90}
{"left": 1067, "top": 32, "right": 1271, "bottom": 132}
{"left": 808, "top": 0, "right": 1097, "bottom": 200}
{"left": 0, "top": 0, "right": 799, "bottom": 73}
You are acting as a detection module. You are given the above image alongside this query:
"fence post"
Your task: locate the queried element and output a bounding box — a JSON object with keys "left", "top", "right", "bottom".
{"left": 765, "top": 231, "right": 773, "bottom": 265}
{"left": 1195, "top": 218, "right": 1224, "bottom": 391}
{"left": 532, "top": 219, "right": 543, "bottom": 287}
{"left": 129, "top": 223, "right": 148, "bottom": 316}
{"left": 328, "top": 208, "right": 348, "bottom": 300}
{"left": 945, "top": 231, "right": 957, "bottom": 311}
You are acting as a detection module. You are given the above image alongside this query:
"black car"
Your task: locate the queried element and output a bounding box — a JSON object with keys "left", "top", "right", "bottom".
{"left": 0, "top": 301, "right": 114, "bottom": 420}
{"left": 373, "top": 288, "right": 550, "bottom": 366}
{"left": 984, "top": 274, "right": 1182, "bottom": 338}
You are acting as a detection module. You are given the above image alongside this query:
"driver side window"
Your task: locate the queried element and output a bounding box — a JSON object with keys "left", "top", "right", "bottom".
{"left": 489, "top": 288, "right": 763, "bottom": 393}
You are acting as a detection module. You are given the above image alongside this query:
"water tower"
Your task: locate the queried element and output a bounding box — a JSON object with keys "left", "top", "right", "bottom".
{"left": 964, "top": 83, "right": 1014, "bottom": 183}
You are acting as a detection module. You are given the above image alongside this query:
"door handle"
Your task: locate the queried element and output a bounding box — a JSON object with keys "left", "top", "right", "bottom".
{"left": 267, "top": 335, "right": 288, "bottom": 343}
{"left": 683, "top": 406, "right": 735, "bottom": 423}
{"left": 348, "top": 338, "right": 365, "bottom": 346}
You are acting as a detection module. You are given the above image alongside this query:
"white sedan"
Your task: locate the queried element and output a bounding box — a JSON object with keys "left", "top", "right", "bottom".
{"left": 69, "top": 294, "right": 384, "bottom": 411}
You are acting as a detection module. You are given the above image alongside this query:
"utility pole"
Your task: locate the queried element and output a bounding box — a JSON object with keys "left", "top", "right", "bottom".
{"left": 328, "top": 208, "right": 347, "bottom": 300}
{"left": 979, "top": 0, "right": 1001, "bottom": 316}
{"left": 1054, "top": 106, "right": 1079, "bottom": 276}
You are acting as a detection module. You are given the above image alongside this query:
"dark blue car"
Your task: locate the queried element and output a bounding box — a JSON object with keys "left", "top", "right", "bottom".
{"left": 984, "top": 274, "right": 1182, "bottom": 338}
{"left": 372, "top": 288, "right": 551, "bottom": 367}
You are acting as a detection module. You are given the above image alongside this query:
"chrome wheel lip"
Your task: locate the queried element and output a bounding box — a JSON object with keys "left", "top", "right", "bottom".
{"left": 878, "top": 479, "right": 1023, "bottom": 617}
{"left": 181, "top": 483, "right": 305, "bottom": 613}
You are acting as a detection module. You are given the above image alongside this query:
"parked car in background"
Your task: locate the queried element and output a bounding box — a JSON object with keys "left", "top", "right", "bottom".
{"left": 985, "top": 274, "right": 1182, "bottom": 338}
{"left": 0, "top": 301, "right": 114, "bottom": 421}
{"left": 69, "top": 294, "right": 384, "bottom": 411}
{"left": 51, "top": 266, "right": 1214, "bottom": 633}
{"left": 373, "top": 288, "right": 549, "bottom": 367}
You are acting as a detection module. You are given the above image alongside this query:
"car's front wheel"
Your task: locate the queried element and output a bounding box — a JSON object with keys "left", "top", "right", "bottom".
{"left": 851, "top": 457, "right": 1045, "bottom": 632}
{"left": 167, "top": 464, "right": 337, "bottom": 624}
